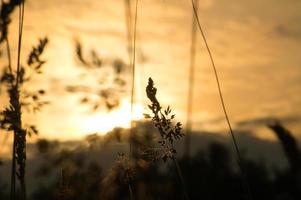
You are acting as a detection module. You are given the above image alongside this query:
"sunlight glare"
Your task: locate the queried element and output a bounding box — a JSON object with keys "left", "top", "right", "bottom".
{"left": 79, "top": 99, "right": 144, "bottom": 135}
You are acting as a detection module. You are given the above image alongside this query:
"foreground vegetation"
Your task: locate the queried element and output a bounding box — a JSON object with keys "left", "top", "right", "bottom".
{"left": 0, "top": 122, "right": 301, "bottom": 200}
{"left": 0, "top": 0, "right": 301, "bottom": 200}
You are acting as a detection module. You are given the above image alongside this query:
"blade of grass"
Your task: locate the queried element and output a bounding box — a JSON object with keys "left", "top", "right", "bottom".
{"left": 189, "top": 0, "right": 253, "bottom": 199}
{"left": 2, "top": 8, "right": 16, "bottom": 200}
{"left": 13, "top": 1, "right": 26, "bottom": 200}
{"left": 128, "top": 0, "right": 139, "bottom": 199}
{"left": 146, "top": 78, "right": 190, "bottom": 200}
{"left": 16, "top": 0, "right": 25, "bottom": 87}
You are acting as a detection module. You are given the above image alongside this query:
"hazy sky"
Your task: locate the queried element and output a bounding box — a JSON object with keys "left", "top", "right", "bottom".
{"left": 1, "top": 0, "right": 301, "bottom": 147}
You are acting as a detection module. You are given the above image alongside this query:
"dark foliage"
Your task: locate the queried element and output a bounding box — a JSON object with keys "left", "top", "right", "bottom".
{"left": 0, "top": 37, "right": 49, "bottom": 134}
{"left": 0, "top": 122, "right": 300, "bottom": 200}
{"left": 0, "top": 0, "right": 24, "bottom": 44}
{"left": 0, "top": 17, "right": 48, "bottom": 199}
{"left": 268, "top": 122, "right": 301, "bottom": 172}
{"left": 145, "top": 77, "right": 184, "bottom": 162}
{"left": 0, "top": 127, "right": 292, "bottom": 200}
{"left": 27, "top": 38, "right": 48, "bottom": 74}
{"left": 268, "top": 122, "right": 301, "bottom": 199}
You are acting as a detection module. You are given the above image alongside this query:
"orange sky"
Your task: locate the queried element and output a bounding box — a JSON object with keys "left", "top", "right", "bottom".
{"left": 1, "top": 0, "right": 301, "bottom": 152}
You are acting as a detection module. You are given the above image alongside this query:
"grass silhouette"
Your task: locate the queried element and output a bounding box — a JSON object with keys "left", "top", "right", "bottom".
{"left": 0, "top": 1, "right": 300, "bottom": 200}
{"left": 189, "top": 0, "right": 253, "bottom": 199}
{"left": 0, "top": 1, "right": 48, "bottom": 199}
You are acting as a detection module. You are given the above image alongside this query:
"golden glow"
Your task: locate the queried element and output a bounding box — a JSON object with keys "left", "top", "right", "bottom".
{"left": 1, "top": 0, "right": 300, "bottom": 141}
{"left": 78, "top": 99, "right": 144, "bottom": 135}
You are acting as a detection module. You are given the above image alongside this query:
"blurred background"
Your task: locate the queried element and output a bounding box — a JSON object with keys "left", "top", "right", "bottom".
{"left": 0, "top": 0, "right": 301, "bottom": 199}
{"left": 1, "top": 0, "right": 301, "bottom": 142}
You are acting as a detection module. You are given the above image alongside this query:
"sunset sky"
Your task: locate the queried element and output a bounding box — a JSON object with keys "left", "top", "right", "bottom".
{"left": 1, "top": 0, "right": 301, "bottom": 153}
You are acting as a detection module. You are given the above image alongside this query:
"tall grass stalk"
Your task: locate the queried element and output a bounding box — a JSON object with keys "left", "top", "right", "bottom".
{"left": 146, "top": 78, "right": 190, "bottom": 200}
{"left": 128, "top": 0, "right": 139, "bottom": 199}
{"left": 189, "top": 0, "right": 253, "bottom": 199}
{"left": 5, "top": 29, "right": 16, "bottom": 200}
{"left": 184, "top": 0, "right": 199, "bottom": 158}
{"left": 1, "top": 2, "right": 18, "bottom": 199}
{"left": 13, "top": 1, "right": 26, "bottom": 199}
{"left": 1, "top": 1, "right": 27, "bottom": 199}
{"left": 129, "top": 0, "right": 138, "bottom": 159}
{"left": 16, "top": 0, "right": 25, "bottom": 87}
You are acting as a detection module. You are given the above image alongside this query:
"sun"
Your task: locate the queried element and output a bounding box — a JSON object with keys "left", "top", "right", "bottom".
{"left": 78, "top": 99, "right": 144, "bottom": 135}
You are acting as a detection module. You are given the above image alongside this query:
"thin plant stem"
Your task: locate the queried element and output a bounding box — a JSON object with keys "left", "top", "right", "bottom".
{"left": 5, "top": 37, "right": 12, "bottom": 75}
{"left": 189, "top": 1, "right": 253, "bottom": 199}
{"left": 13, "top": 1, "right": 26, "bottom": 200}
{"left": 129, "top": 0, "right": 138, "bottom": 158}
{"left": 173, "top": 157, "right": 190, "bottom": 200}
{"left": 18, "top": 2, "right": 27, "bottom": 199}
{"left": 127, "top": 1, "right": 139, "bottom": 199}
{"left": 16, "top": 1, "right": 25, "bottom": 87}
{"left": 4, "top": 24, "right": 15, "bottom": 200}
{"left": 185, "top": 0, "right": 199, "bottom": 158}
{"left": 10, "top": 135, "right": 16, "bottom": 200}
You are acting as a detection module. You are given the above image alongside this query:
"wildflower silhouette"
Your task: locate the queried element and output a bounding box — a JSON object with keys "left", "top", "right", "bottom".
{"left": 145, "top": 77, "right": 189, "bottom": 200}
{"left": 145, "top": 77, "right": 184, "bottom": 162}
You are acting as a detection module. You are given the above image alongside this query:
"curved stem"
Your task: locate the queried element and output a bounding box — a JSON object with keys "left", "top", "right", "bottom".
{"left": 189, "top": 1, "right": 253, "bottom": 199}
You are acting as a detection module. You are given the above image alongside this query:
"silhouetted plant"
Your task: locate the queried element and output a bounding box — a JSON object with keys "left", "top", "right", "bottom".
{"left": 268, "top": 122, "right": 301, "bottom": 199}
{"left": 0, "top": 37, "right": 49, "bottom": 134}
{"left": 0, "top": 1, "right": 48, "bottom": 198}
{"left": 189, "top": 1, "right": 253, "bottom": 199}
{"left": 0, "top": 0, "right": 23, "bottom": 44}
{"left": 144, "top": 78, "right": 184, "bottom": 162}
{"left": 268, "top": 122, "right": 301, "bottom": 173}
{"left": 27, "top": 38, "right": 48, "bottom": 74}
{"left": 0, "top": 1, "right": 26, "bottom": 198}
{"left": 27, "top": 124, "right": 301, "bottom": 200}
{"left": 145, "top": 77, "right": 189, "bottom": 200}
{"left": 0, "top": 37, "right": 48, "bottom": 200}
